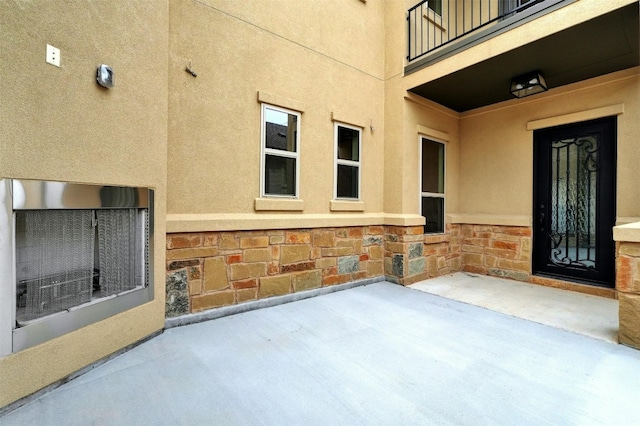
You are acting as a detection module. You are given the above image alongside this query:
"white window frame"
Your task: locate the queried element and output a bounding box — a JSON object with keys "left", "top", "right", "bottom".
{"left": 260, "top": 104, "right": 301, "bottom": 198}
{"left": 419, "top": 136, "right": 446, "bottom": 234}
{"left": 333, "top": 122, "right": 362, "bottom": 201}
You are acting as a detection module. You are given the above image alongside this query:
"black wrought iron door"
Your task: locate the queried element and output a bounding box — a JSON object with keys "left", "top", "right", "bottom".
{"left": 533, "top": 117, "right": 616, "bottom": 287}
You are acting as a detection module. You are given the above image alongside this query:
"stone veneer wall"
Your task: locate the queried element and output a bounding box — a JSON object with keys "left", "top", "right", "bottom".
{"left": 165, "top": 222, "right": 617, "bottom": 318}
{"left": 460, "top": 224, "right": 532, "bottom": 281}
{"left": 165, "top": 226, "right": 385, "bottom": 316}
{"left": 383, "top": 224, "right": 462, "bottom": 285}
{"left": 460, "top": 223, "right": 616, "bottom": 298}
{"left": 165, "top": 224, "right": 465, "bottom": 316}
{"left": 616, "top": 242, "right": 640, "bottom": 349}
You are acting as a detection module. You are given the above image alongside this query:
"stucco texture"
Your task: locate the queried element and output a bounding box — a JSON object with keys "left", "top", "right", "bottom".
{"left": 167, "top": 0, "right": 385, "bottom": 225}
{"left": 0, "top": 0, "right": 168, "bottom": 407}
{"left": 458, "top": 70, "right": 640, "bottom": 220}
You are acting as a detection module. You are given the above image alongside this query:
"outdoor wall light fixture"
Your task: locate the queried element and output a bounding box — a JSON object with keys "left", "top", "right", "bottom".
{"left": 510, "top": 71, "right": 547, "bottom": 98}
{"left": 96, "top": 64, "right": 114, "bottom": 88}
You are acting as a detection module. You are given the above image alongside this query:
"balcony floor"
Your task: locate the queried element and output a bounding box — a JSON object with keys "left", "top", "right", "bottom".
{"left": 3, "top": 278, "right": 640, "bottom": 425}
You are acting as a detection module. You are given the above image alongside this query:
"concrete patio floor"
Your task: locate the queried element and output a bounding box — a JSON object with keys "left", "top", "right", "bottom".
{"left": 410, "top": 272, "right": 619, "bottom": 343}
{"left": 3, "top": 279, "right": 640, "bottom": 425}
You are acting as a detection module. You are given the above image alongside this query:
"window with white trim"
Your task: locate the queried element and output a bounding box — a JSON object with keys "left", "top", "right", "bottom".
{"left": 421, "top": 137, "right": 445, "bottom": 234}
{"left": 261, "top": 104, "right": 300, "bottom": 197}
{"left": 334, "top": 123, "right": 361, "bottom": 200}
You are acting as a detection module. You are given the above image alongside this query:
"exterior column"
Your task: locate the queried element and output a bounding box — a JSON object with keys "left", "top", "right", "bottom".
{"left": 614, "top": 223, "right": 640, "bottom": 349}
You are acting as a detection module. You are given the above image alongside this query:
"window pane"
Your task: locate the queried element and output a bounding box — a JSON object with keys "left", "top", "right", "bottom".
{"left": 265, "top": 154, "right": 296, "bottom": 196}
{"left": 265, "top": 108, "right": 297, "bottom": 152}
{"left": 337, "top": 164, "right": 359, "bottom": 199}
{"left": 337, "top": 126, "right": 359, "bottom": 161}
{"left": 500, "top": 0, "right": 533, "bottom": 14}
{"left": 422, "top": 197, "right": 444, "bottom": 234}
{"left": 422, "top": 139, "right": 444, "bottom": 193}
{"left": 427, "top": 0, "right": 442, "bottom": 15}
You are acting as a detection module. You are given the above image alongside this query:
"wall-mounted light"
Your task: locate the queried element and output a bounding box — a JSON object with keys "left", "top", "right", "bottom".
{"left": 510, "top": 71, "right": 547, "bottom": 98}
{"left": 96, "top": 64, "right": 114, "bottom": 88}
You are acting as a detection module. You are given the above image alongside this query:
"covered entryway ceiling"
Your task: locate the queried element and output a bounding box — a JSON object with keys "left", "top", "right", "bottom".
{"left": 408, "top": 2, "right": 639, "bottom": 113}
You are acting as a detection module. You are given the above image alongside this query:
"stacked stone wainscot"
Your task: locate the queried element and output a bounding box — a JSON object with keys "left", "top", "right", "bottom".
{"left": 616, "top": 241, "right": 640, "bottom": 349}
{"left": 460, "top": 224, "right": 532, "bottom": 281}
{"left": 165, "top": 226, "right": 385, "bottom": 316}
{"left": 166, "top": 222, "right": 620, "bottom": 319}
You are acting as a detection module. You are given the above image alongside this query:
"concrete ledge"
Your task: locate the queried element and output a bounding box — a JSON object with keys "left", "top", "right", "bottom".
{"left": 166, "top": 213, "right": 384, "bottom": 232}
{"left": 384, "top": 214, "right": 425, "bottom": 226}
{"left": 167, "top": 213, "right": 428, "bottom": 232}
{"left": 165, "top": 276, "right": 386, "bottom": 329}
{"left": 614, "top": 222, "right": 640, "bottom": 243}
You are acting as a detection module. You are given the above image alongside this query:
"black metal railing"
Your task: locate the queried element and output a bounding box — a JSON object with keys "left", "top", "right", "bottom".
{"left": 407, "top": 0, "right": 547, "bottom": 62}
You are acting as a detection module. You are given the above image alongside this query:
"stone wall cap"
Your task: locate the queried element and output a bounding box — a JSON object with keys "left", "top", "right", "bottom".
{"left": 614, "top": 222, "right": 640, "bottom": 243}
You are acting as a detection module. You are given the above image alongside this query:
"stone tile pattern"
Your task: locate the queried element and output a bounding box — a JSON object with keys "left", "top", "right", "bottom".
{"left": 165, "top": 269, "right": 189, "bottom": 317}
{"left": 616, "top": 242, "right": 640, "bottom": 349}
{"left": 166, "top": 226, "right": 385, "bottom": 315}
{"left": 384, "top": 224, "right": 462, "bottom": 285}
{"left": 459, "top": 224, "right": 615, "bottom": 298}
{"left": 166, "top": 223, "right": 623, "bottom": 318}
{"left": 460, "top": 225, "right": 532, "bottom": 281}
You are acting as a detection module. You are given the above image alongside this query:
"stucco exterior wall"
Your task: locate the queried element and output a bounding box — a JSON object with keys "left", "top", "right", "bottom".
{"left": 167, "top": 0, "right": 385, "bottom": 231}
{"left": 458, "top": 69, "right": 640, "bottom": 223}
{"left": 0, "top": 0, "right": 168, "bottom": 407}
{"left": 1, "top": 0, "right": 637, "bottom": 412}
{"left": 404, "top": 99, "right": 460, "bottom": 217}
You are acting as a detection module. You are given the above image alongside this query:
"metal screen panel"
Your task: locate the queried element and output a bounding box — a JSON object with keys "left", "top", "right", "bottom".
{"left": 16, "top": 210, "right": 94, "bottom": 321}
{"left": 97, "top": 209, "right": 146, "bottom": 296}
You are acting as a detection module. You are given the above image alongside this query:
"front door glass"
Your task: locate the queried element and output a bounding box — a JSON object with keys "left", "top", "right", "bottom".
{"left": 533, "top": 117, "right": 616, "bottom": 287}
{"left": 549, "top": 136, "right": 598, "bottom": 269}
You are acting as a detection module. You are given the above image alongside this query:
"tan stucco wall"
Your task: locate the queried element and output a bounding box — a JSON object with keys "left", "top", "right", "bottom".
{"left": 397, "top": 0, "right": 639, "bottom": 227}
{"left": 1, "top": 0, "right": 637, "bottom": 410}
{"left": 458, "top": 68, "right": 640, "bottom": 222}
{"left": 402, "top": 97, "right": 460, "bottom": 216}
{"left": 385, "top": 0, "right": 423, "bottom": 222}
{"left": 0, "top": 0, "right": 168, "bottom": 407}
{"left": 167, "top": 0, "right": 386, "bottom": 231}
{"left": 386, "top": 0, "right": 460, "bottom": 223}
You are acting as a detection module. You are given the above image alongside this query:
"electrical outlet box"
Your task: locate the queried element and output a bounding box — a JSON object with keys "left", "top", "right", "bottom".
{"left": 46, "top": 44, "right": 60, "bottom": 67}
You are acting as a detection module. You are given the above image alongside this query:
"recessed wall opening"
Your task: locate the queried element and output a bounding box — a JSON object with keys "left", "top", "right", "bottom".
{"left": 1, "top": 179, "right": 154, "bottom": 353}
{"left": 15, "top": 209, "right": 148, "bottom": 323}
{"left": 420, "top": 137, "right": 446, "bottom": 234}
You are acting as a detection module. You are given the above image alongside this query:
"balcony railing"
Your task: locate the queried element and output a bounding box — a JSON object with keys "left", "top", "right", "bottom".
{"left": 407, "top": 0, "right": 546, "bottom": 62}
